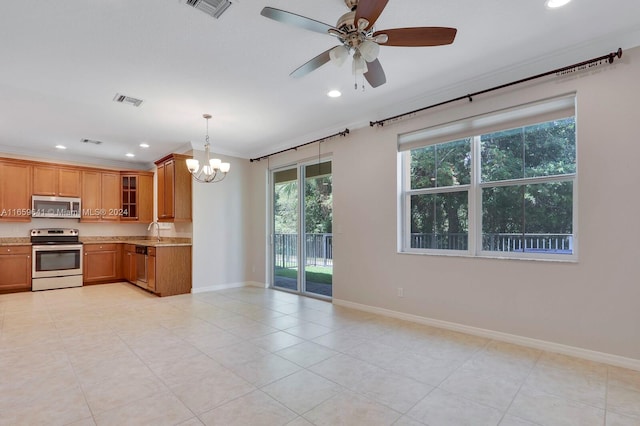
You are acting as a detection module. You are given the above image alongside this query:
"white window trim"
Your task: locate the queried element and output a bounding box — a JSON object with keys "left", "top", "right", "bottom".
{"left": 399, "top": 101, "right": 578, "bottom": 262}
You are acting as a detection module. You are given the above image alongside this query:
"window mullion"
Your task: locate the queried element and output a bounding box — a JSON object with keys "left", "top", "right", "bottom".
{"left": 407, "top": 185, "right": 471, "bottom": 196}
{"left": 479, "top": 173, "right": 576, "bottom": 188}
{"left": 472, "top": 135, "right": 482, "bottom": 255}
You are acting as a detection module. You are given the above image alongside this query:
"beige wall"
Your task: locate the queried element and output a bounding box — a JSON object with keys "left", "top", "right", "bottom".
{"left": 247, "top": 46, "right": 640, "bottom": 361}
{"left": 191, "top": 150, "right": 254, "bottom": 291}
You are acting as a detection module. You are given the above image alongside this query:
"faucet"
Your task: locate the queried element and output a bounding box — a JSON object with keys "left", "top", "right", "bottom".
{"left": 147, "top": 221, "right": 161, "bottom": 242}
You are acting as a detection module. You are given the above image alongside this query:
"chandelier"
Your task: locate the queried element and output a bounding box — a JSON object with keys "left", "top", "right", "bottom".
{"left": 186, "top": 114, "right": 230, "bottom": 183}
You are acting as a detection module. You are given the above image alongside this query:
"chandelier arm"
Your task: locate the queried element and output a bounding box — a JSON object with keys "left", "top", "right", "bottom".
{"left": 188, "top": 168, "right": 229, "bottom": 183}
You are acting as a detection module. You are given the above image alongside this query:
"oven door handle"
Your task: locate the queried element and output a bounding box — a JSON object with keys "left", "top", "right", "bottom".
{"left": 32, "top": 245, "right": 83, "bottom": 252}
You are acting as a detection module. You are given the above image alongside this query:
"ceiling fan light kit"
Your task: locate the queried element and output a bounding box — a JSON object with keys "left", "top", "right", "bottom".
{"left": 261, "top": 0, "right": 457, "bottom": 89}
{"left": 329, "top": 45, "right": 350, "bottom": 66}
{"left": 352, "top": 51, "right": 368, "bottom": 75}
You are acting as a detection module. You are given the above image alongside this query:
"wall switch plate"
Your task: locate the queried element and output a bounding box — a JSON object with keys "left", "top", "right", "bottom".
{"left": 158, "top": 222, "right": 172, "bottom": 230}
{"left": 397, "top": 287, "right": 404, "bottom": 297}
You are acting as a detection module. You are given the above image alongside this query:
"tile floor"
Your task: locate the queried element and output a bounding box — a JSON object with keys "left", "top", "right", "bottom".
{"left": 0, "top": 283, "right": 639, "bottom": 426}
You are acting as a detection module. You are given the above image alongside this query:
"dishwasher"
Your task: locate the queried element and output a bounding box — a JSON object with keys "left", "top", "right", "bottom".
{"left": 135, "top": 245, "right": 148, "bottom": 286}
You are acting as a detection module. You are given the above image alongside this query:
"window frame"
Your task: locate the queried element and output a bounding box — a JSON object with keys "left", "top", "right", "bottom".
{"left": 400, "top": 110, "right": 577, "bottom": 261}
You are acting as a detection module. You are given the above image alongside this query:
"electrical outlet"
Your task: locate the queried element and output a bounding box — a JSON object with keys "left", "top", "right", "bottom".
{"left": 397, "top": 287, "right": 404, "bottom": 297}
{"left": 158, "top": 222, "right": 171, "bottom": 230}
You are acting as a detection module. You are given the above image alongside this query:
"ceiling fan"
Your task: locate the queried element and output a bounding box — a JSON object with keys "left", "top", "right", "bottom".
{"left": 261, "top": 0, "right": 457, "bottom": 89}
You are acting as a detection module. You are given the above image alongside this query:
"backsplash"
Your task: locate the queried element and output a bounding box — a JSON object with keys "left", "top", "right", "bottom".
{"left": 0, "top": 219, "right": 147, "bottom": 238}
{"left": 0, "top": 218, "right": 193, "bottom": 239}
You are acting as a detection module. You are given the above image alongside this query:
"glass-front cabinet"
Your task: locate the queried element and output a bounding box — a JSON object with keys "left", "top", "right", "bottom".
{"left": 120, "top": 172, "right": 154, "bottom": 223}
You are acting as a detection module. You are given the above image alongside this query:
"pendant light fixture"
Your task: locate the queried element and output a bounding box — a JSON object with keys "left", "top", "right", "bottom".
{"left": 186, "top": 114, "right": 230, "bottom": 183}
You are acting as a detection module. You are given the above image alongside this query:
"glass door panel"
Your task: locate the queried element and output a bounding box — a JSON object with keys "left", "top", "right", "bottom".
{"left": 273, "top": 168, "right": 299, "bottom": 291}
{"left": 303, "top": 161, "right": 332, "bottom": 297}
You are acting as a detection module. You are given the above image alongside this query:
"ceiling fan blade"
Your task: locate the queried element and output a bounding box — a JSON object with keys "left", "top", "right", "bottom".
{"left": 290, "top": 48, "right": 334, "bottom": 78}
{"left": 374, "top": 27, "right": 457, "bottom": 46}
{"left": 354, "top": 0, "right": 389, "bottom": 30}
{"left": 261, "top": 7, "right": 337, "bottom": 35}
{"left": 364, "top": 58, "right": 386, "bottom": 88}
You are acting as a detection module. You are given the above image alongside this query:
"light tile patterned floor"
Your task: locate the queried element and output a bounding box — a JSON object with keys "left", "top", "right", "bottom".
{"left": 0, "top": 283, "right": 639, "bottom": 426}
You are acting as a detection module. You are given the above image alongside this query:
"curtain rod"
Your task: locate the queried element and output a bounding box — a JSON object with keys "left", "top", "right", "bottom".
{"left": 370, "top": 48, "right": 623, "bottom": 128}
{"left": 249, "top": 128, "right": 349, "bottom": 162}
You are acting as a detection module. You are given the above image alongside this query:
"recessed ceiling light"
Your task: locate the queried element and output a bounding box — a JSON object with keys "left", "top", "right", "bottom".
{"left": 55, "top": 145, "right": 67, "bottom": 150}
{"left": 327, "top": 90, "right": 342, "bottom": 98}
{"left": 125, "top": 153, "right": 135, "bottom": 158}
{"left": 139, "top": 143, "right": 150, "bottom": 148}
{"left": 545, "top": 0, "right": 571, "bottom": 8}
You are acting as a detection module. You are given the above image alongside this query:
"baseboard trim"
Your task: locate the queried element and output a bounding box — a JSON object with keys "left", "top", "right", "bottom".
{"left": 333, "top": 298, "right": 640, "bottom": 372}
{"left": 191, "top": 281, "right": 264, "bottom": 294}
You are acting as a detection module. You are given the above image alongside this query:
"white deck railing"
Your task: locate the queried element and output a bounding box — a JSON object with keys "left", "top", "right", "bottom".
{"left": 410, "top": 233, "right": 573, "bottom": 254}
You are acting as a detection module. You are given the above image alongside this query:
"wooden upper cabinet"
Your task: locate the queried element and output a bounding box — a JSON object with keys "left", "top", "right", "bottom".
{"left": 58, "top": 168, "right": 82, "bottom": 197}
{"left": 81, "top": 170, "right": 120, "bottom": 222}
{"left": 155, "top": 154, "right": 191, "bottom": 222}
{"left": 101, "top": 172, "right": 120, "bottom": 221}
{"left": 33, "top": 165, "right": 81, "bottom": 197}
{"left": 81, "top": 170, "right": 101, "bottom": 221}
{"left": 120, "top": 172, "right": 153, "bottom": 223}
{"left": 32, "top": 166, "right": 57, "bottom": 196}
{"left": 0, "top": 156, "right": 156, "bottom": 225}
{"left": 0, "top": 160, "right": 32, "bottom": 221}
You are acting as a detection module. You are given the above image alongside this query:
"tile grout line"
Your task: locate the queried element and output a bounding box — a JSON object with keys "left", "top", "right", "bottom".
{"left": 496, "top": 348, "right": 544, "bottom": 426}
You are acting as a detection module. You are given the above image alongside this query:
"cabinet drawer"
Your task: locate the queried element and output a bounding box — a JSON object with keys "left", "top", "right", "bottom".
{"left": 147, "top": 247, "right": 156, "bottom": 256}
{"left": 0, "top": 245, "right": 31, "bottom": 255}
{"left": 84, "top": 243, "right": 117, "bottom": 252}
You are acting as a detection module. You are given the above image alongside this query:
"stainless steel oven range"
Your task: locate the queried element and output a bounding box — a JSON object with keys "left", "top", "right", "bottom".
{"left": 31, "top": 228, "right": 83, "bottom": 291}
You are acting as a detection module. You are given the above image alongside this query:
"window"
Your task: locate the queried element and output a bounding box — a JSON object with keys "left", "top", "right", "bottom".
{"left": 400, "top": 96, "right": 576, "bottom": 259}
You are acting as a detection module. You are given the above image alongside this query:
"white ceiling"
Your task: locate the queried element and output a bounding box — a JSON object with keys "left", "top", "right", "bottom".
{"left": 1, "top": 0, "right": 639, "bottom": 169}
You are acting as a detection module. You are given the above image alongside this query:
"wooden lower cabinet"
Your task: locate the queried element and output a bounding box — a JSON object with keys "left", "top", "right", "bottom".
{"left": 146, "top": 247, "right": 156, "bottom": 292}
{"left": 122, "top": 244, "right": 136, "bottom": 283}
{"left": 83, "top": 243, "right": 122, "bottom": 284}
{"left": 124, "top": 245, "right": 190, "bottom": 296}
{"left": 0, "top": 246, "right": 31, "bottom": 293}
{"left": 153, "top": 246, "right": 190, "bottom": 296}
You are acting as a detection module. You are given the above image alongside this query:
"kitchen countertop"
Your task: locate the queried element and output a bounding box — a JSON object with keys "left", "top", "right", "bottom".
{"left": 0, "top": 238, "right": 30, "bottom": 246}
{"left": 0, "top": 237, "right": 191, "bottom": 247}
{"left": 81, "top": 237, "right": 192, "bottom": 247}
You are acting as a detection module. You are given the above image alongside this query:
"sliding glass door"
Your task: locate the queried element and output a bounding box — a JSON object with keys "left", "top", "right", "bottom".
{"left": 273, "top": 168, "right": 299, "bottom": 292}
{"left": 272, "top": 161, "right": 332, "bottom": 298}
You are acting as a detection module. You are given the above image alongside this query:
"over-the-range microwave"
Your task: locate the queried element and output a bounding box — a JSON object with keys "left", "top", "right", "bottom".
{"left": 32, "top": 196, "right": 81, "bottom": 219}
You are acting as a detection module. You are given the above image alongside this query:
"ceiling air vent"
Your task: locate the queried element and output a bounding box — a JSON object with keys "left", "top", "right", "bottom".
{"left": 184, "top": 0, "right": 232, "bottom": 19}
{"left": 113, "top": 93, "right": 143, "bottom": 107}
{"left": 81, "top": 138, "right": 103, "bottom": 145}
